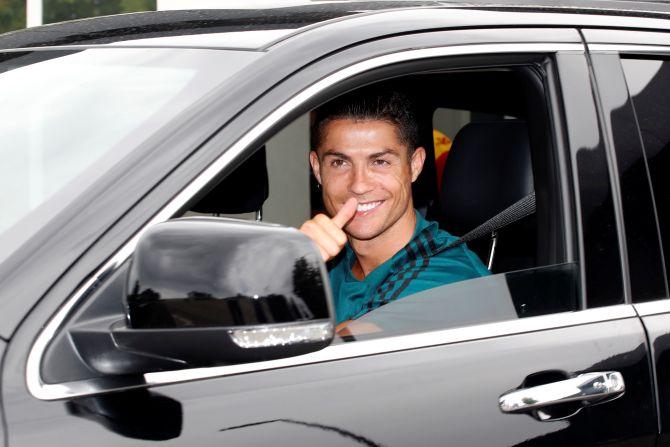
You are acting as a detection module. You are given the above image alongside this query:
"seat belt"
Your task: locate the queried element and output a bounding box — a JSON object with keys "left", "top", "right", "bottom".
{"left": 445, "top": 191, "right": 536, "bottom": 253}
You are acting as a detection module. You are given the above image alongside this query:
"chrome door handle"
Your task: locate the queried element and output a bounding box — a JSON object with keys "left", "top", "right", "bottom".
{"left": 499, "top": 371, "right": 625, "bottom": 413}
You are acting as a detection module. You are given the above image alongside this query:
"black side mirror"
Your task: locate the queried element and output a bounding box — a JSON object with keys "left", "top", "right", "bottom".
{"left": 71, "top": 218, "right": 334, "bottom": 375}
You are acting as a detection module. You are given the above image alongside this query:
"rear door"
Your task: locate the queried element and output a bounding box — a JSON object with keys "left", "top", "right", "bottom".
{"left": 585, "top": 28, "right": 670, "bottom": 447}
{"left": 2, "top": 23, "right": 657, "bottom": 447}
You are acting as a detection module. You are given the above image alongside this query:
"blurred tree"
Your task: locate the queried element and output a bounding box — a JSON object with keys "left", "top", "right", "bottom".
{"left": 0, "top": 0, "right": 26, "bottom": 34}
{"left": 43, "top": 0, "right": 156, "bottom": 24}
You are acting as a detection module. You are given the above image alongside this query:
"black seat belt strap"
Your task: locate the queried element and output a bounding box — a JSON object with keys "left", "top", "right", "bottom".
{"left": 446, "top": 191, "right": 536, "bottom": 250}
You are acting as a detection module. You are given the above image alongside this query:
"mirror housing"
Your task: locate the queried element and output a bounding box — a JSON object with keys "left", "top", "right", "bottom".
{"left": 77, "top": 217, "right": 334, "bottom": 374}
{"left": 126, "top": 218, "right": 331, "bottom": 329}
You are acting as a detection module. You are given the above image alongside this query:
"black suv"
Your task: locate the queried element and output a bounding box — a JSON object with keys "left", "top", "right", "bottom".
{"left": 2, "top": 1, "right": 670, "bottom": 445}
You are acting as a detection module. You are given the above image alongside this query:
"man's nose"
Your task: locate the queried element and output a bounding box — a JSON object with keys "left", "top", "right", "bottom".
{"left": 349, "top": 165, "right": 374, "bottom": 195}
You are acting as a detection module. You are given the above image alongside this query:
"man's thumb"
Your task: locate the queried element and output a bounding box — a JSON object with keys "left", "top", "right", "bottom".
{"left": 332, "top": 198, "right": 358, "bottom": 228}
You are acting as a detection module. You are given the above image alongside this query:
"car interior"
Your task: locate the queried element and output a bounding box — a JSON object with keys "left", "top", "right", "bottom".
{"left": 188, "top": 63, "right": 567, "bottom": 277}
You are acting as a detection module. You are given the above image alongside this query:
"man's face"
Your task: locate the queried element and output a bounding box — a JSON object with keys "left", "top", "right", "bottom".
{"left": 310, "top": 119, "right": 425, "bottom": 242}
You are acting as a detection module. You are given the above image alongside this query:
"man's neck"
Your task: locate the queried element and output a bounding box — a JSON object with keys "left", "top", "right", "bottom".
{"left": 349, "top": 207, "right": 417, "bottom": 279}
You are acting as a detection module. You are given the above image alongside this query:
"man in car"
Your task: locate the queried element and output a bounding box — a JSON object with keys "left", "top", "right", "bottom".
{"left": 300, "top": 90, "right": 489, "bottom": 327}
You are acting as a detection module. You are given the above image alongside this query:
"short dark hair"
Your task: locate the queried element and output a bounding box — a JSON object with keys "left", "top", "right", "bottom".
{"left": 310, "top": 88, "right": 420, "bottom": 156}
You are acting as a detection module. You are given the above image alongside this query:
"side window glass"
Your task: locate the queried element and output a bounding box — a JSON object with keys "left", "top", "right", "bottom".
{"left": 350, "top": 263, "right": 579, "bottom": 340}
{"left": 621, "top": 57, "right": 670, "bottom": 296}
{"left": 183, "top": 62, "right": 578, "bottom": 343}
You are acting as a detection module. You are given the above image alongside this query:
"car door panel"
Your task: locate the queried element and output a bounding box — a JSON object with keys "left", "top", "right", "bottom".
{"left": 0, "top": 314, "right": 656, "bottom": 446}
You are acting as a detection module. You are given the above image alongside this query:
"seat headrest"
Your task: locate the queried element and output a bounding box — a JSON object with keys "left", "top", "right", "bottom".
{"left": 440, "top": 121, "right": 533, "bottom": 235}
{"left": 191, "top": 147, "right": 269, "bottom": 214}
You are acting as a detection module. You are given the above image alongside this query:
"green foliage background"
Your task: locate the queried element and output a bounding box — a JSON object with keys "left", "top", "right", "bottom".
{"left": 43, "top": 0, "right": 155, "bottom": 24}
{"left": 0, "top": 0, "right": 26, "bottom": 33}
{"left": 0, "top": 0, "right": 156, "bottom": 34}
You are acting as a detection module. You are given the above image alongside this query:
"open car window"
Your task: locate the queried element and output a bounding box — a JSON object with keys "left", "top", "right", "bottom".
{"left": 37, "top": 49, "right": 594, "bottom": 393}
{"left": 187, "top": 57, "right": 580, "bottom": 342}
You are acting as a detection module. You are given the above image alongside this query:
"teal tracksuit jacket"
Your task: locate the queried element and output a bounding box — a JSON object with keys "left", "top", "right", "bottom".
{"left": 328, "top": 211, "right": 490, "bottom": 324}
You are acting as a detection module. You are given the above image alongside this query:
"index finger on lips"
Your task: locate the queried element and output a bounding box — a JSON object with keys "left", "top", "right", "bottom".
{"left": 332, "top": 197, "right": 358, "bottom": 229}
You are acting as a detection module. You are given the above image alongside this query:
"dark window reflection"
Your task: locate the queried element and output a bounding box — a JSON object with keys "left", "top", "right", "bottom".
{"left": 622, "top": 57, "right": 670, "bottom": 295}
{"left": 339, "top": 262, "right": 579, "bottom": 342}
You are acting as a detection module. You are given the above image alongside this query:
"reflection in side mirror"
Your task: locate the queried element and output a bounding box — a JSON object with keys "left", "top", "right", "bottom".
{"left": 70, "top": 218, "right": 334, "bottom": 375}
{"left": 127, "top": 218, "right": 330, "bottom": 329}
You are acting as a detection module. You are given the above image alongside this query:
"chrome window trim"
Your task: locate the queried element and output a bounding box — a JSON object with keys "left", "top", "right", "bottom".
{"left": 634, "top": 300, "right": 670, "bottom": 317}
{"left": 588, "top": 44, "right": 670, "bottom": 54}
{"left": 27, "top": 41, "right": 584, "bottom": 401}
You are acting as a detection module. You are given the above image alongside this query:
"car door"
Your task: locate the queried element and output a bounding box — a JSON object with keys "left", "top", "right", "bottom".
{"left": 585, "top": 28, "right": 670, "bottom": 447}
{"left": 1, "top": 21, "right": 657, "bottom": 447}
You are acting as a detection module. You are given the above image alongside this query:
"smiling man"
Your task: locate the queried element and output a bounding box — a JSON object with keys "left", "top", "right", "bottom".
{"left": 300, "top": 90, "right": 489, "bottom": 326}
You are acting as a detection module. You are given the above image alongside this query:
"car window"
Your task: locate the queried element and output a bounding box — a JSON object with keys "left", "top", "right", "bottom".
{"left": 621, "top": 57, "right": 670, "bottom": 299}
{"left": 350, "top": 262, "right": 578, "bottom": 341}
{"left": 0, "top": 48, "right": 261, "bottom": 266}
{"left": 186, "top": 60, "right": 580, "bottom": 341}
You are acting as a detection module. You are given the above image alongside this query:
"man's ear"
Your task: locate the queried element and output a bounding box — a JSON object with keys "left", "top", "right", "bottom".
{"left": 410, "top": 146, "right": 426, "bottom": 183}
{"left": 309, "top": 150, "right": 322, "bottom": 185}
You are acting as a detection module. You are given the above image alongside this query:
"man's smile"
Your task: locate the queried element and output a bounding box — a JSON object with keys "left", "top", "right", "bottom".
{"left": 355, "top": 200, "right": 384, "bottom": 215}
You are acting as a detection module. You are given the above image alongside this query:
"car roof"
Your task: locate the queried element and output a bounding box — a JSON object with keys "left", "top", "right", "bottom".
{"left": 2, "top": 0, "right": 670, "bottom": 51}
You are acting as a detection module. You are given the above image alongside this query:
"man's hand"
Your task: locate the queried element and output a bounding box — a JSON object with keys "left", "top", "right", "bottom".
{"left": 300, "top": 197, "right": 357, "bottom": 261}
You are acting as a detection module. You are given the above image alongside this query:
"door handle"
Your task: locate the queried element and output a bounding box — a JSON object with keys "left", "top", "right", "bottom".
{"left": 499, "top": 371, "right": 625, "bottom": 413}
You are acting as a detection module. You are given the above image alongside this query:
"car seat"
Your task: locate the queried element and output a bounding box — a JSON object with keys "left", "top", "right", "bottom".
{"left": 437, "top": 120, "right": 536, "bottom": 273}
{"left": 191, "top": 146, "right": 269, "bottom": 218}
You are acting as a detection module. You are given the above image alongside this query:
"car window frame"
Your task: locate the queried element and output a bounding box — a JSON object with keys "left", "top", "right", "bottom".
{"left": 25, "top": 34, "right": 617, "bottom": 401}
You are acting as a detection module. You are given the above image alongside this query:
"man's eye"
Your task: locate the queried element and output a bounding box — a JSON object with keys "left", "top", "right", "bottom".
{"left": 373, "top": 159, "right": 390, "bottom": 167}
{"left": 330, "top": 159, "right": 346, "bottom": 168}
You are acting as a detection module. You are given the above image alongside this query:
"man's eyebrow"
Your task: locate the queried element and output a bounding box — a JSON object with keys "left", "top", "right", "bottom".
{"left": 320, "top": 148, "right": 401, "bottom": 159}
{"left": 369, "top": 148, "right": 401, "bottom": 158}
{"left": 321, "top": 150, "right": 350, "bottom": 159}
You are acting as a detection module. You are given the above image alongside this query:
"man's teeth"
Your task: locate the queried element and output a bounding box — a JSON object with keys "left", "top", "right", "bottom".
{"left": 357, "top": 201, "right": 382, "bottom": 212}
